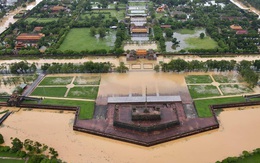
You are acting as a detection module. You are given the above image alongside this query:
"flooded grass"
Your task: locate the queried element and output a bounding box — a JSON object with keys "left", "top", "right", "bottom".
{"left": 73, "top": 76, "right": 101, "bottom": 85}
{"left": 188, "top": 85, "right": 220, "bottom": 98}
{"left": 184, "top": 37, "right": 218, "bottom": 50}
{"left": 185, "top": 75, "right": 213, "bottom": 84}
{"left": 213, "top": 74, "right": 244, "bottom": 83}
{"left": 31, "top": 87, "right": 67, "bottom": 97}
{"left": 219, "top": 84, "right": 253, "bottom": 95}
{"left": 175, "top": 28, "right": 197, "bottom": 35}
{"left": 39, "top": 77, "right": 73, "bottom": 85}
{"left": 67, "top": 86, "right": 98, "bottom": 99}
{"left": 194, "top": 96, "right": 246, "bottom": 117}
{"left": 59, "top": 28, "right": 116, "bottom": 52}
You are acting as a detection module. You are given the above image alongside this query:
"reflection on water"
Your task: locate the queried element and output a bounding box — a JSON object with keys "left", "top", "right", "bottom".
{"left": 166, "top": 29, "right": 206, "bottom": 52}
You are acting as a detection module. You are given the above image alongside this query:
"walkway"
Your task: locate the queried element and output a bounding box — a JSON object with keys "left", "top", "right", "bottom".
{"left": 22, "top": 74, "right": 45, "bottom": 96}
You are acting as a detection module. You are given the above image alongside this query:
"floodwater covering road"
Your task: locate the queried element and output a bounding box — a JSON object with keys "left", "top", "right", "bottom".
{"left": 0, "top": 0, "right": 43, "bottom": 34}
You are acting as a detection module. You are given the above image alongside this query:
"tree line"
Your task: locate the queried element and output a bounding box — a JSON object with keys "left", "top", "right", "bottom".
{"left": 0, "top": 133, "right": 62, "bottom": 163}
{"left": 158, "top": 59, "right": 259, "bottom": 87}
{"left": 41, "top": 61, "right": 113, "bottom": 73}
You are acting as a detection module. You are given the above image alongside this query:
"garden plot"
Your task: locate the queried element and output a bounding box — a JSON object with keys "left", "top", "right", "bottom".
{"left": 185, "top": 75, "right": 212, "bottom": 84}
{"left": 213, "top": 74, "right": 244, "bottom": 83}
{"left": 219, "top": 84, "right": 252, "bottom": 95}
{"left": 39, "top": 77, "right": 73, "bottom": 85}
{"left": 74, "top": 76, "right": 100, "bottom": 85}
{"left": 67, "top": 87, "right": 99, "bottom": 99}
{"left": 31, "top": 87, "right": 67, "bottom": 97}
{"left": 188, "top": 85, "right": 220, "bottom": 98}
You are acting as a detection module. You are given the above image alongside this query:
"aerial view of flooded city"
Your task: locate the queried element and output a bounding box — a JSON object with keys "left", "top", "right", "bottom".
{"left": 0, "top": 0, "right": 260, "bottom": 162}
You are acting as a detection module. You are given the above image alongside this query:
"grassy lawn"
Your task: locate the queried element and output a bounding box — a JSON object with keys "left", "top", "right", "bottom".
{"left": 25, "top": 18, "right": 58, "bottom": 23}
{"left": 188, "top": 85, "right": 220, "bottom": 98}
{"left": 39, "top": 77, "right": 73, "bottom": 85}
{"left": 67, "top": 86, "right": 99, "bottom": 99}
{"left": 25, "top": 17, "right": 37, "bottom": 23}
{"left": 155, "top": 12, "right": 165, "bottom": 19}
{"left": 0, "top": 159, "right": 25, "bottom": 163}
{"left": 59, "top": 28, "right": 116, "bottom": 52}
{"left": 185, "top": 75, "right": 213, "bottom": 84}
{"left": 36, "top": 18, "right": 58, "bottom": 23}
{"left": 73, "top": 76, "right": 100, "bottom": 85}
{"left": 0, "top": 151, "right": 21, "bottom": 157}
{"left": 0, "top": 99, "right": 7, "bottom": 102}
{"left": 213, "top": 74, "right": 244, "bottom": 83}
{"left": 175, "top": 28, "right": 196, "bottom": 35}
{"left": 22, "top": 98, "right": 95, "bottom": 119}
{"left": 184, "top": 37, "right": 218, "bottom": 49}
{"left": 40, "top": 99, "right": 94, "bottom": 119}
{"left": 31, "top": 87, "right": 67, "bottom": 97}
{"left": 219, "top": 84, "right": 253, "bottom": 95}
{"left": 79, "top": 13, "right": 110, "bottom": 21}
{"left": 91, "top": 10, "right": 125, "bottom": 20}
{"left": 194, "top": 96, "right": 246, "bottom": 117}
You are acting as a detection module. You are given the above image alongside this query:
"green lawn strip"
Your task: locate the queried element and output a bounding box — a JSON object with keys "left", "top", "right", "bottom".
{"left": 25, "top": 17, "right": 38, "bottom": 23}
{"left": 0, "top": 110, "right": 9, "bottom": 114}
{"left": 41, "top": 99, "right": 94, "bottom": 119}
{"left": 91, "top": 10, "right": 125, "bottom": 20}
{"left": 0, "top": 99, "right": 8, "bottom": 102}
{"left": 67, "top": 86, "right": 98, "bottom": 99}
{"left": 39, "top": 77, "right": 73, "bottom": 85}
{"left": 234, "top": 153, "right": 260, "bottom": 163}
{"left": 58, "top": 28, "right": 116, "bottom": 52}
{"left": 0, "top": 158, "right": 25, "bottom": 163}
{"left": 212, "top": 74, "right": 244, "bottom": 83}
{"left": 194, "top": 96, "right": 246, "bottom": 117}
{"left": 219, "top": 84, "right": 253, "bottom": 95}
{"left": 188, "top": 85, "right": 220, "bottom": 99}
{"left": 184, "top": 37, "right": 218, "bottom": 50}
{"left": 0, "top": 151, "right": 22, "bottom": 157}
{"left": 185, "top": 75, "right": 213, "bottom": 84}
{"left": 73, "top": 76, "right": 100, "bottom": 85}
{"left": 175, "top": 28, "right": 196, "bottom": 34}
{"left": 35, "top": 18, "right": 58, "bottom": 23}
{"left": 21, "top": 99, "right": 95, "bottom": 119}
{"left": 30, "top": 87, "right": 67, "bottom": 97}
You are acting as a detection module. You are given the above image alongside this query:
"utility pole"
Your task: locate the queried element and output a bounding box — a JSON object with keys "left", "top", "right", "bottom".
{"left": 145, "top": 87, "right": 147, "bottom": 109}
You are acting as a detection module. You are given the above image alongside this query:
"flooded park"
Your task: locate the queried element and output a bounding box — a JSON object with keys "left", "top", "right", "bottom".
{"left": 1, "top": 71, "right": 260, "bottom": 162}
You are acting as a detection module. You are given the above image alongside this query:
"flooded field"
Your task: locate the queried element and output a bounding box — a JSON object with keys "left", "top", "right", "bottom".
{"left": 1, "top": 106, "right": 260, "bottom": 163}
{"left": 166, "top": 29, "right": 206, "bottom": 52}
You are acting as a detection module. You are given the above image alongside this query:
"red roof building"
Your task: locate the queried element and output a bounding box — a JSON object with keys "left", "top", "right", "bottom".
{"left": 16, "top": 33, "right": 45, "bottom": 43}
{"left": 236, "top": 30, "right": 248, "bottom": 35}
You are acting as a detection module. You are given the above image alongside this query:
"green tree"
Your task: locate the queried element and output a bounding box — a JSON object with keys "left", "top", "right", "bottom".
{"left": 165, "top": 28, "right": 173, "bottom": 38}
{"left": 90, "top": 26, "right": 96, "bottom": 37}
{"left": 0, "top": 133, "right": 4, "bottom": 144}
{"left": 116, "top": 62, "right": 128, "bottom": 73}
{"left": 10, "top": 138, "right": 23, "bottom": 153}
{"left": 154, "top": 65, "right": 160, "bottom": 72}
{"left": 98, "top": 27, "right": 106, "bottom": 38}
{"left": 200, "top": 32, "right": 205, "bottom": 39}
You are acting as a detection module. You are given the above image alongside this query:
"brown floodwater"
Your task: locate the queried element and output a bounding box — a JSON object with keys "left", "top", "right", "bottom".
{"left": 1, "top": 106, "right": 260, "bottom": 163}
{"left": 0, "top": 0, "right": 43, "bottom": 34}
{"left": 1, "top": 72, "right": 260, "bottom": 163}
